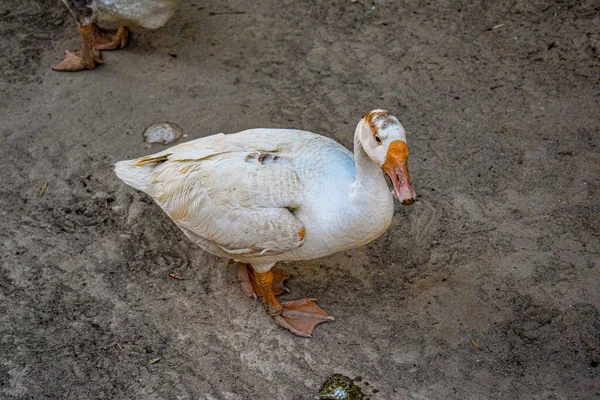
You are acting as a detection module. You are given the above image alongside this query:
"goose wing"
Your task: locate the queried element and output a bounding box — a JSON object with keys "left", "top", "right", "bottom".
{"left": 116, "top": 135, "right": 306, "bottom": 257}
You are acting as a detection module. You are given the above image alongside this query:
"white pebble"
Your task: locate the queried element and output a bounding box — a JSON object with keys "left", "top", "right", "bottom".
{"left": 142, "top": 122, "right": 183, "bottom": 144}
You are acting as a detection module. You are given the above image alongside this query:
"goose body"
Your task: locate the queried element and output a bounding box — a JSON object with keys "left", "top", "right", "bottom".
{"left": 116, "top": 129, "right": 394, "bottom": 271}
{"left": 115, "top": 110, "right": 416, "bottom": 336}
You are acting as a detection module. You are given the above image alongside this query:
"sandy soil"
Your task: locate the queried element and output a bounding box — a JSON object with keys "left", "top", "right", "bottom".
{"left": 1, "top": 0, "right": 599, "bottom": 399}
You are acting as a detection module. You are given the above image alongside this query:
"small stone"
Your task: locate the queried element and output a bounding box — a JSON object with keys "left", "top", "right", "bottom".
{"left": 142, "top": 122, "right": 183, "bottom": 145}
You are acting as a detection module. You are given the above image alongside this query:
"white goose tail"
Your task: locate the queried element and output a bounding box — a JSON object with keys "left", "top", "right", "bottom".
{"left": 114, "top": 154, "right": 169, "bottom": 192}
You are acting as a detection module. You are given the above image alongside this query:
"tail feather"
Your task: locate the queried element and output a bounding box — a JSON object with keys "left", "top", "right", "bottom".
{"left": 114, "top": 159, "right": 156, "bottom": 192}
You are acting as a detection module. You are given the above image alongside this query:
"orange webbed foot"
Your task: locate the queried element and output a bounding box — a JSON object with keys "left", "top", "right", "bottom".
{"left": 272, "top": 298, "right": 334, "bottom": 338}
{"left": 52, "top": 49, "right": 101, "bottom": 71}
{"left": 243, "top": 266, "right": 333, "bottom": 337}
{"left": 93, "top": 25, "right": 129, "bottom": 51}
{"left": 52, "top": 24, "right": 101, "bottom": 72}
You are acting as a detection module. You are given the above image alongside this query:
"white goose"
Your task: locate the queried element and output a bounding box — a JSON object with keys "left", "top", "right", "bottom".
{"left": 53, "top": 0, "right": 179, "bottom": 71}
{"left": 115, "top": 110, "right": 416, "bottom": 337}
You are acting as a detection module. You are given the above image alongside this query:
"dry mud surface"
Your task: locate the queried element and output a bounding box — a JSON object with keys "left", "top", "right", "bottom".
{"left": 1, "top": 0, "right": 599, "bottom": 399}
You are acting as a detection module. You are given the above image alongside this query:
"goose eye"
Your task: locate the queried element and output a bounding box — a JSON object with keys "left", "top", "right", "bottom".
{"left": 375, "top": 135, "right": 382, "bottom": 144}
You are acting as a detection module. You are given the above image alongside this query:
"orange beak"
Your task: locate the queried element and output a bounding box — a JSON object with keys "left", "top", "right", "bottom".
{"left": 381, "top": 140, "right": 416, "bottom": 205}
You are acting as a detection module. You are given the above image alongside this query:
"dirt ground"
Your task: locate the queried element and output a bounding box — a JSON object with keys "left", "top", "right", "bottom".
{"left": 1, "top": 0, "right": 599, "bottom": 399}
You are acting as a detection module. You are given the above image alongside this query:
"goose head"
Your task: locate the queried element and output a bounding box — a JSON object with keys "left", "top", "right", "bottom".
{"left": 357, "top": 109, "right": 416, "bottom": 205}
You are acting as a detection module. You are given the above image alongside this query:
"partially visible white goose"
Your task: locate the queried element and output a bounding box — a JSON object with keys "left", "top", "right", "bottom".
{"left": 53, "top": 0, "right": 179, "bottom": 71}
{"left": 115, "top": 110, "right": 416, "bottom": 337}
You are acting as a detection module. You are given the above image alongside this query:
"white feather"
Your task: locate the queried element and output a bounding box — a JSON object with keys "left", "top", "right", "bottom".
{"left": 96, "top": 0, "right": 179, "bottom": 29}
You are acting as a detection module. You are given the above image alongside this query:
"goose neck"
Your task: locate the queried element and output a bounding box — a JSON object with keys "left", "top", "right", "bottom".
{"left": 353, "top": 134, "right": 386, "bottom": 194}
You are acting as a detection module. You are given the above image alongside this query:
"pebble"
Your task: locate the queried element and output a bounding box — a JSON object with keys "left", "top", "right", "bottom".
{"left": 142, "top": 122, "right": 183, "bottom": 145}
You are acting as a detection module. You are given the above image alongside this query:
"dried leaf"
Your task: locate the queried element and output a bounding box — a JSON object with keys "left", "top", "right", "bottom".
{"left": 470, "top": 339, "right": 482, "bottom": 350}
{"left": 39, "top": 182, "right": 48, "bottom": 197}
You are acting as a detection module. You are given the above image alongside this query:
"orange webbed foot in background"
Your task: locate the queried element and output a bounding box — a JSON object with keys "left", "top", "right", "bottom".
{"left": 93, "top": 25, "right": 129, "bottom": 51}
{"left": 53, "top": 23, "right": 129, "bottom": 72}
{"left": 52, "top": 49, "right": 101, "bottom": 71}
{"left": 52, "top": 24, "right": 101, "bottom": 71}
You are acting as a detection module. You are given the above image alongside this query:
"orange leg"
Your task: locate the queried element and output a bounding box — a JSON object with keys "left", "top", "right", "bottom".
{"left": 53, "top": 23, "right": 129, "bottom": 72}
{"left": 237, "top": 263, "right": 291, "bottom": 298}
{"left": 93, "top": 25, "right": 129, "bottom": 51}
{"left": 53, "top": 24, "right": 102, "bottom": 71}
{"left": 251, "top": 268, "right": 334, "bottom": 338}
